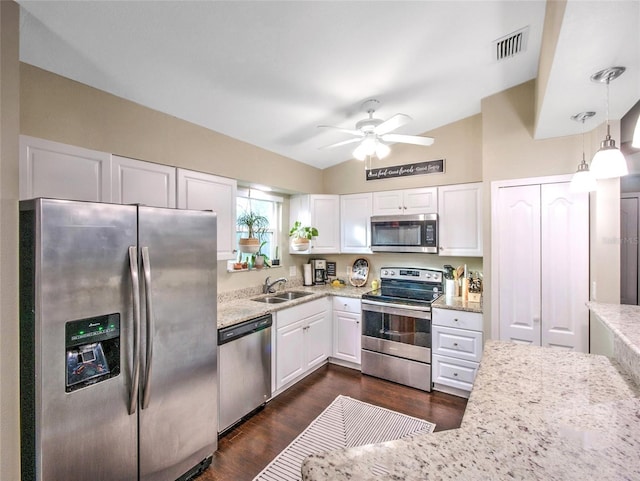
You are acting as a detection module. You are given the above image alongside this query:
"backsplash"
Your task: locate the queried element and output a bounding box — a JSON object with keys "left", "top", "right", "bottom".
{"left": 217, "top": 276, "right": 303, "bottom": 304}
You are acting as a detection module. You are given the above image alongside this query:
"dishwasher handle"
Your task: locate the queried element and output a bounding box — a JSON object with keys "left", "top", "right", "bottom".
{"left": 218, "top": 314, "right": 273, "bottom": 345}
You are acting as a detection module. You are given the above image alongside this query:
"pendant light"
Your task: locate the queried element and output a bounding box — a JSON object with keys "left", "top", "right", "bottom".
{"left": 569, "top": 111, "right": 597, "bottom": 193}
{"left": 590, "top": 66, "right": 628, "bottom": 179}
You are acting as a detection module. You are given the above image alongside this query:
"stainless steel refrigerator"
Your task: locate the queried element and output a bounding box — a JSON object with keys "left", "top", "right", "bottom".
{"left": 19, "top": 198, "right": 218, "bottom": 481}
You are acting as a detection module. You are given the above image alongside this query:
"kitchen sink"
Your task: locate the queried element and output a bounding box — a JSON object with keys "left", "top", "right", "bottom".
{"left": 273, "top": 291, "right": 314, "bottom": 300}
{"left": 251, "top": 291, "right": 314, "bottom": 304}
{"left": 251, "top": 296, "right": 288, "bottom": 304}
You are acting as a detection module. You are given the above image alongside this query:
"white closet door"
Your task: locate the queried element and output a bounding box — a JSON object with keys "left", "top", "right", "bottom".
{"left": 620, "top": 196, "right": 639, "bottom": 305}
{"left": 541, "top": 183, "right": 589, "bottom": 351}
{"left": 498, "top": 185, "right": 541, "bottom": 346}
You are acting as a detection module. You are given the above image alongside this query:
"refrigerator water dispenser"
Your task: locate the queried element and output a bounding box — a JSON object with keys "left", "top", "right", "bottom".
{"left": 65, "top": 313, "right": 121, "bottom": 392}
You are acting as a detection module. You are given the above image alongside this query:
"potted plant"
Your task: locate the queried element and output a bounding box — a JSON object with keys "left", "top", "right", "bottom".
{"left": 289, "top": 221, "right": 318, "bottom": 251}
{"left": 253, "top": 226, "right": 270, "bottom": 269}
{"left": 237, "top": 210, "right": 269, "bottom": 254}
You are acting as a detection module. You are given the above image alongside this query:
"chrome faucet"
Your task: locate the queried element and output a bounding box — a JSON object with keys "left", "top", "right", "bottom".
{"left": 263, "top": 276, "right": 287, "bottom": 294}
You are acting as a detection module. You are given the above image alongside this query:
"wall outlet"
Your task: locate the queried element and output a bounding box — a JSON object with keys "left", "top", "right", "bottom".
{"left": 289, "top": 265, "right": 297, "bottom": 277}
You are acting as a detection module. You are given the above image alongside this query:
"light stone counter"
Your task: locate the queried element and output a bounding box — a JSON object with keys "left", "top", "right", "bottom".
{"left": 588, "top": 302, "right": 640, "bottom": 389}
{"left": 217, "top": 283, "right": 369, "bottom": 329}
{"left": 431, "top": 295, "right": 482, "bottom": 313}
{"left": 302, "top": 340, "right": 640, "bottom": 480}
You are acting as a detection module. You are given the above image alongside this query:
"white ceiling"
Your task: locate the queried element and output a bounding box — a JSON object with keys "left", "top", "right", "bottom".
{"left": 17, "top": 1, "right": 640, "bottom": 170}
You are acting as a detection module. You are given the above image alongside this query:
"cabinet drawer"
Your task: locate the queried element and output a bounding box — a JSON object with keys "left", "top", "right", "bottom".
{"left": 432, "top": 354, "right": 479, "bottom": 392}
{"left": 277, "top": 298, "right": 328, "bottom": 329}
{"left": 432, "top": 307, "right": 482, "bottom": 331}
{"left": 432, "top": 325, "right": 483, "bottom": 362}
{"left": 332, "top": 296, "right": 361, "bottom": 313}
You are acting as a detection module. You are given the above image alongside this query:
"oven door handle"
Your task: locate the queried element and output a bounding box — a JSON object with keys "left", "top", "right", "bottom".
{"left": 361, "top": 299, "right": 431, "bottom": 319}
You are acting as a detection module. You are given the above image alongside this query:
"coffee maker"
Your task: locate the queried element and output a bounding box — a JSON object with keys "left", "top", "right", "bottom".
{"left": 310, "top": 259, "right": 327, "bottom": 285}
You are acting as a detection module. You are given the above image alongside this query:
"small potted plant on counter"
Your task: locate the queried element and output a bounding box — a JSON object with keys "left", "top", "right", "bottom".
{"left": 289, "top": 221, "right": 318, "bottom": 251}
{"left": 237, "top": 210, "right": 269, "bottom": 254}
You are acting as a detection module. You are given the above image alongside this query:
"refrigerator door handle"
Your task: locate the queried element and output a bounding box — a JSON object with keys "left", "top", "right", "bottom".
{"left": 128, "top": 246, "right": 141, "bottom": 416}
{"left": 141, "top": 246, "right": 154, "bottom": 410}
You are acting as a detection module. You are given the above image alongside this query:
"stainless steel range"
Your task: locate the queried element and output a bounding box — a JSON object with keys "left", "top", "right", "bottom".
{"left": 361, "top": 267, "right": 443, "bottom": 391}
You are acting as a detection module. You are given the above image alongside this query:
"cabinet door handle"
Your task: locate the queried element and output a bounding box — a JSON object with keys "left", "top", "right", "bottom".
{"left": 453, "top": 372, "right": 458, "bottom": 377}
{"left": 453, "top": 342, "right": 458, "bottom": 347}
{"left": 453, "top": 318, "right": 459, "bottom": 322}
{"left": 533, "top": 317, "right": 540, "bottom": 324}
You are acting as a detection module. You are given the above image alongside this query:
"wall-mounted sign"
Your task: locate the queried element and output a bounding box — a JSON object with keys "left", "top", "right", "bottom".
{"left": 365, "top": 159, "right": 445, "bottom": 181}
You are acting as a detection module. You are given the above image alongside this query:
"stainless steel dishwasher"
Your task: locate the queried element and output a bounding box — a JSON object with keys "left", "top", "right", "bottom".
{"left": 218, "top": 313, "right": 272, "bottom": 434}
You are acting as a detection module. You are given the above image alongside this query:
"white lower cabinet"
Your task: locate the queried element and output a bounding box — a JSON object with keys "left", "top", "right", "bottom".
{"left": 432, "top": 307, "right": 483, "bottom": 398}
{"left": 275, "top": 298, "right": 331, "bottom": 392}
{"left": 332, "top": 297, "right": 361, "bottom": 365}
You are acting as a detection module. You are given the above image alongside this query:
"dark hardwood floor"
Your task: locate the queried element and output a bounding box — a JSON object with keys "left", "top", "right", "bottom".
{"left": 200, "top": 363, "right": 468, "bottom": 481}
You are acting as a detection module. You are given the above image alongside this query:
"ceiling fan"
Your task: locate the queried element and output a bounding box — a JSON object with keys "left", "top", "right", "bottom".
{"left": 318, "top": 99, "right": 434, "bottom": 160}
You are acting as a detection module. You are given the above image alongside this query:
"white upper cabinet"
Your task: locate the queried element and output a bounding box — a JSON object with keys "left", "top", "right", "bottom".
{"left": 372, "top": 187, "right": 437, "bottom": 215}
{"left": 176, "top": 169, "right": 237, "bottom": 261}
{"left": 111, "top": 155, "right": 176, "bottom": 208}
{"left": 340, "top": 193, "right": 372, "bottom": 254}
{"left": 19, "top": 135, "right": 111, "bottom": 202}
{"left": 437, "top": 182, "right": 483, "bottom": 257}
{"left": 290, "top": 194, "right": 340, "bottom": 254}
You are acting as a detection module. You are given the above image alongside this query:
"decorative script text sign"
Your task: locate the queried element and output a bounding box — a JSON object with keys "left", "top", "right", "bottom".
{"left": 365, "top": 159, "right": 445, "bottom": 181}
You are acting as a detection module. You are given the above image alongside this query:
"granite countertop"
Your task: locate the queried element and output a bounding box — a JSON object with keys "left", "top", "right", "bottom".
{"left": 217, "top": 283, "right": 368, "bottom": 329}
{"left": 302, "top": 340, "right": 640, "bottom": 480}
{"left": 431, "top": 295, "right": 483, "bottom": 313}
{"left": 588, "top": 302, "right": 640, "bottom": 389}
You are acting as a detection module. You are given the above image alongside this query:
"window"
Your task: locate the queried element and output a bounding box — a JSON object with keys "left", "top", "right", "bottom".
{"left": 236, "top": 188, "right": 283, "bottom": 262}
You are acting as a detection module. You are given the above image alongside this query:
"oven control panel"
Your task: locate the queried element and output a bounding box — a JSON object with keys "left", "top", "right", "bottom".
{"left": 380, "top": 267, "right": 442, "bottom": 283}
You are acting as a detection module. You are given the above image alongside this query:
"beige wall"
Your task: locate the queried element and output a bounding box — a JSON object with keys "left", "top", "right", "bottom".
{"left": 0, "top": 2, "right": 21, "bottom": 479}
{"left": 20, "top": 63, "right": 323, "bottom": 195}
{"left": 481, "top": 79, "right": 620, "bottom": 335}
{"left": 322, "top": 114, "right": 482, "bottom": 194}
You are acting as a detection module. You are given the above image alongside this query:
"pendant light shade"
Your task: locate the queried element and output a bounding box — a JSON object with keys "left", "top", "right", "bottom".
{"left": 590, "top": 125, "right": 628, "bottom": 179}
{"left": 570, "top": 155, "right": 597, "bottom": 193}
{"left": 569, "top": 111, "right": 596, "bottom": 192}
{"left": 590, "top": 66, "right": 628, "bottom": 179}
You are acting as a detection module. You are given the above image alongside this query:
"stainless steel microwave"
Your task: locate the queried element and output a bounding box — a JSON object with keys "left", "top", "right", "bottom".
{"left": 370, "top": 214, "right": 438, "bottom": 253}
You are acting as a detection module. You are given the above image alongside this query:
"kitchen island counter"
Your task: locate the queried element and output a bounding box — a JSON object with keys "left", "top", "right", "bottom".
{"left": 302, "top": 340, "right": 640, "bottom": 480}
{"left": 217, "top": 284, "right": 367, "bottom": 329}
{"left": 588, "top": 302, "right": 640, "bottom": 387}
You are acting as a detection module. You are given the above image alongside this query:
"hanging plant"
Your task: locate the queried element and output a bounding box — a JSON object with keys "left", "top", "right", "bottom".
{"left": 237, "top": 211, "right": 269, "bottom": 254}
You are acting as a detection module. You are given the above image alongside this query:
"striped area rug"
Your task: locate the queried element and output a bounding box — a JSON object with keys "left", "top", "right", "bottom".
{"left": 253, "top": 395, "right": 435, "bottom": 481}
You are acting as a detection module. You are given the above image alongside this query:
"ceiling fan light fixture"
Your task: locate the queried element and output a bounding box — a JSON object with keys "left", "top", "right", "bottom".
{"left": 353, "top": 143, "right": 368, "bottom": 161}
{"left": 375, "top": 141, "right": 390, "bottom": 159}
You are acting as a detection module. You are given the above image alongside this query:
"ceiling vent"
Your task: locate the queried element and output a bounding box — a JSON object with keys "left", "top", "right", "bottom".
{"left": 493, "top": 26, "right": 529, "bottom": 61}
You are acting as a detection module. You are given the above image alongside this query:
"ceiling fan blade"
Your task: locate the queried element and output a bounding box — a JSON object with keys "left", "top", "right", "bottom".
{"left": 319, "top": 137, "right": 362, "bottom": 150}
{"left": 374, "top": 113, "right": 412, "bottom": 135}
{"left": 317, "top": 125, "right": 363, "bottom": 137}
{"left": 381, "top": 133, "right": 435, "bottom": 146}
